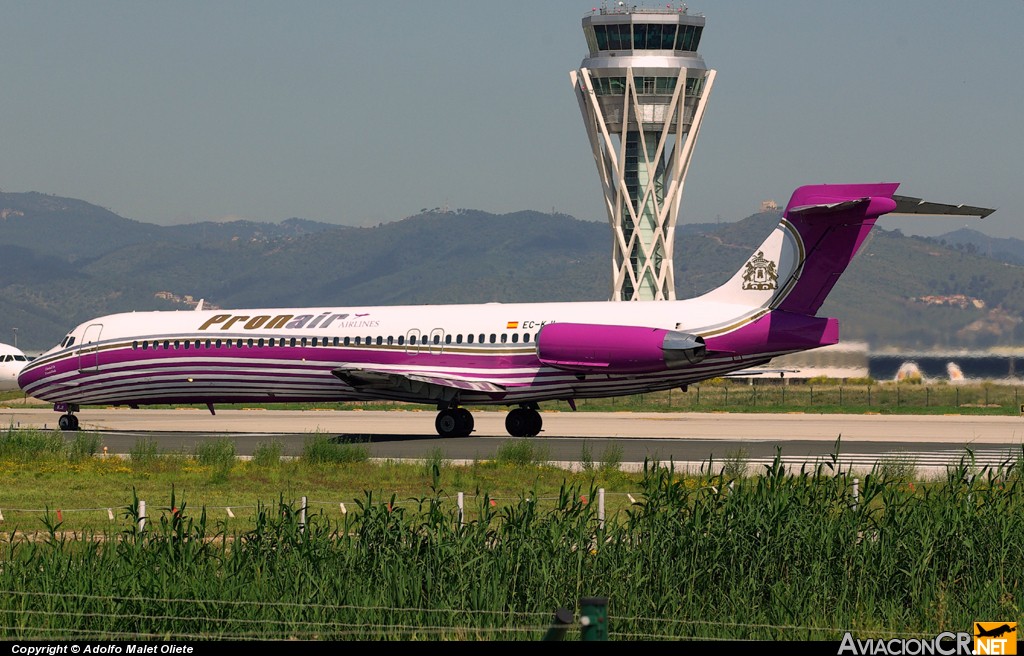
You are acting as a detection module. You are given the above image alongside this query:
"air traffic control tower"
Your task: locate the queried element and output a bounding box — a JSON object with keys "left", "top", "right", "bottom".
{"left": 571, "top": 4, "right": 715, "bottom": 301}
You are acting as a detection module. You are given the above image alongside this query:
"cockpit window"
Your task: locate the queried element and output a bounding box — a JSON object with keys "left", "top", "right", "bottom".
{"left": 13, "top": 355, "right": 26, "bottom": 361}
{"left": 66, "top": 337, "right": 76, "bottom": 348}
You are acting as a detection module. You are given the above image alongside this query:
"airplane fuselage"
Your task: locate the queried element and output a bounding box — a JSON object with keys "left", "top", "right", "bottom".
{"left": 0, "top": 343, "right": 29, "bottom": 392}
{"left": 17, "top": 296, "right": 796, "bottom": 410}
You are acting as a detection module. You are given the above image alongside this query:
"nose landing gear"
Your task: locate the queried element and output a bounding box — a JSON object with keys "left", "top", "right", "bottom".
{"left": 55, "top": 403, "right": 81, "bottom": 431}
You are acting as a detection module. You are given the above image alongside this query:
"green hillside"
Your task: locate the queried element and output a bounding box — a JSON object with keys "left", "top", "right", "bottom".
{"left": 0, "top": 193, "right": 1020, "bottom": 352}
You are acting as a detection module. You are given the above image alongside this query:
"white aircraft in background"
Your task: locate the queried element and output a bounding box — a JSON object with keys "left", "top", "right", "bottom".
{"left": 17, "top": 183, "right": 994, "bottom": 434}
{"left": 0, "top": 342, "right": 31, "bottom": 392}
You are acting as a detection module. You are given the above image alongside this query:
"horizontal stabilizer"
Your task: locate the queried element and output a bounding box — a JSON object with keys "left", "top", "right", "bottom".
{"left": 892, "top": 195, "right": 995, "bottom": 219}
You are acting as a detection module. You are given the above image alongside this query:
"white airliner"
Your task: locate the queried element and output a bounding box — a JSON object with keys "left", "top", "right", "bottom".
{"left": 18, "top": 183, "right": 994, "bottom": 435}
{"left": 0, "top": 342, "right": 30, "bottom": 392}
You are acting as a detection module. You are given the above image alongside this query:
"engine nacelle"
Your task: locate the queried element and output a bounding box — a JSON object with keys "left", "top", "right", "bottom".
{"left": 536, "top": 323, "right": 706, "bottom": 374}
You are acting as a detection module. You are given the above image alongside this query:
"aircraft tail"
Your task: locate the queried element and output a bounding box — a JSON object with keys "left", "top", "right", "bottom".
{"left": 702, "top": 183, "right": 901, "bottom": 316}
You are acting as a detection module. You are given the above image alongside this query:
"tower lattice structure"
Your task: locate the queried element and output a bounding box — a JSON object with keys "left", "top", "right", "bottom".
{"left": 571, "top": 4, "right": 715, "bottom": 301}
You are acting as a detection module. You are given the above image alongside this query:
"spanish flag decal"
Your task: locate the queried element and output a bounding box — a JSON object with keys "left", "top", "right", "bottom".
{"left": 507, "top": 321, "right": 519, "bottom": 329}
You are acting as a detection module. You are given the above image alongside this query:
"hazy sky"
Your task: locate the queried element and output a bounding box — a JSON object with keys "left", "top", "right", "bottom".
{"left": 1, "top": 1, "right": 1020, "bottom": 238}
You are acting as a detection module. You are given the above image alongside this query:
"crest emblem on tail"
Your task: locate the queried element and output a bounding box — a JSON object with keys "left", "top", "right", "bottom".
{"left": 742, "top": 251, "right": 778, "bottom": 291}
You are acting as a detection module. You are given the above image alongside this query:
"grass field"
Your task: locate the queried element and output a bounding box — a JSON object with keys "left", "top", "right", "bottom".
{"left": 1, "top": 382, "right": 1022, "bottom": 640}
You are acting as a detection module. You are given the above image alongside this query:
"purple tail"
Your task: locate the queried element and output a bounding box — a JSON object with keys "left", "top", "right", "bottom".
{"left": 701, "top": 183, "right": 900, "bottom": 317}
{"left": 775, "top": 183, "right": 899, "bottom": 315}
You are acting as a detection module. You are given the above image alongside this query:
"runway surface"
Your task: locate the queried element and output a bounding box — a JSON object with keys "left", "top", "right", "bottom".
{"left": 3, "top": 406, "right": 1023, "bottom": 475}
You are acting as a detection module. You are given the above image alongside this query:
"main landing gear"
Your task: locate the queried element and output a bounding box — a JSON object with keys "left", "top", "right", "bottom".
{"left": 505, "top": 404, "right": 542, "bottom": 438}
{"left": 55, "top": 403, "right": 80, "bottom": 431}
{"left": 432, "top": 403, "right": 543, "bottom": 438}
{"left": 434, "top": 406, "right": 475, "bottom": 438}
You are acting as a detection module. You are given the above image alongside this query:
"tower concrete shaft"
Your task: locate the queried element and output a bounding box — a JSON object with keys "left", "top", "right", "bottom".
{"left": 571, "top": 4, "right": 715, "bottom": 301}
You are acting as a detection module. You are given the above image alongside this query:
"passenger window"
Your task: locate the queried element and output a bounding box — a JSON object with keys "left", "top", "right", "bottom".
{"left": 489, "top": 334, "right": 496, "bottom": 344}
{"left": 387, "top": 336, "right": 394, "bottom": 345}
{"left": 467, "top": 334, "right": 474, "bottom": 344}
{"left": 524, "top": 333, "right": 530, "bottom": 343}
{"left": 500, "top": 334, "right": 507, "bottom": 343}
{"left": 445, "top": 335, "right": 452, "bottom": 344}
{"left": 164, "top": 341, "right": 170, "bottom": 350}
{"left": 479, "top": 334, "right": 485, "bottom": 343}
{"left": 258, "top": 338, "right": 265, "bottom": 347}
{"left": 456, "top": 334, "right": 463, "bottom": 344}
{"left": 397, "top": 336, "right": 404, "bottom": 346}
{"left": 511, "top": 333, "right": 519, "bottom": 343}
{"left": 216, "top": 339, "right": 222, "bottom": 348}
{"left": 142, "top": 342, "right": 149, "bottom": 350}
{"left": 376, "top": 336, "right": 383, "bottom": 345}
{"left": 433, "top": 335, "right": 440, "bottom": 345}
{"left": 334, "top": 337, "right": 340, "bottom": 346}
{"left": 183, "top": 341, "right": 190, "bottom": 350}
{"left": 344, "top": 337, "right": 351, "bottom": 346}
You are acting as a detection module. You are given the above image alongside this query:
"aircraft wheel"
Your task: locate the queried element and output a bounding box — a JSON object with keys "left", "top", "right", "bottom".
{"left": 525, "top": 409, "right": 542, "bottom": 437}
{"left": 58, "top": 415, "right": 78, "bottom": 431}
{"left": 454, "top": 408, "right": 474, "bottom": 437}
{"left": 505, "top": 408, "right": 531, "bottom": 437}
{"left": 435, "top": 409, "right": 460, "bottom": 438}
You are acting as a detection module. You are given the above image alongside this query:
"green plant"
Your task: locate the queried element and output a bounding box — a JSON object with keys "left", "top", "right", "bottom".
{"left": 721, "top": 447, "right": 750, "bottom": 480}
{"left": 0, "top": 426, "right": 66, "bottom": 462}
{"left": 579, "top": 440, "right": 595, "bottom": 471}
{"left": 129, "top": 438, "right": 161, "bottom": 467}
{"left": 495, "top": 439, "right": 550, "bottom": 467}
{"left": 302, "top": 432, "right": 370, "bottom": 464}
{"left": 195, "top": 438, "right": 236, "bottom": 467}
{"left": 873, "top": 452, "right": 919, "bottom": 482}
{"left": 251, "top": 440, "right": 284, "bottom": 468}
{"left": 599, "top": 443, "right": 623, "bottom": 473}
{"left": 68, "top": 432, "right": 101, "bottom": 462}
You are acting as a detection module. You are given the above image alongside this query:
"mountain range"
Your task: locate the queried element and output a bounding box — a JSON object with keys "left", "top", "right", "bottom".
{"left": 1, "top": 191, "right": 1021, "bottom": 352}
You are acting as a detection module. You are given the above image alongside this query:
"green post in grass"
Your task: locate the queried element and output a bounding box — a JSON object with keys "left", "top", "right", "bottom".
{"left": 579, "top": 597, "right": 608, "bottom": 641}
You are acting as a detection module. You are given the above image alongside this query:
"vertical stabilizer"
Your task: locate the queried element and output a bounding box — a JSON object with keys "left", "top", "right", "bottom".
{"left": 701, "top": 183, "right": 900, "bottom": 316}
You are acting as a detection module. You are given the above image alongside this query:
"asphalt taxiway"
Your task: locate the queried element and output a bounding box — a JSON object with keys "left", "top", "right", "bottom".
{"left": 3, "top": 406, "right": 1022, "bottom": 474}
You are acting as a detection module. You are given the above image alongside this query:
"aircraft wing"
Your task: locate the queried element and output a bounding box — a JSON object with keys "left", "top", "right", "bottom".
{"left": 332, "top": 365, "right": 517, "bottom": 402}
{"left": 724, "top": 368, "right": 800, "bottom": 378}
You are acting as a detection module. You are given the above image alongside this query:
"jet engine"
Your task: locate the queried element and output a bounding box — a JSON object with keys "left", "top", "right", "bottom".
{"left": 536, "top": 323, "right": 706, "bottom": 374}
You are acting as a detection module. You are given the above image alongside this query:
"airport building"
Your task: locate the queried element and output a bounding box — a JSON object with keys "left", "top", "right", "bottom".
{"left": 571, "top": 3, "right": 714, "bottom": 301}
